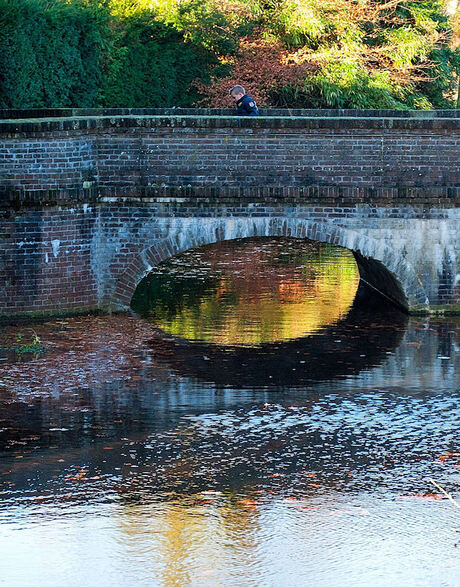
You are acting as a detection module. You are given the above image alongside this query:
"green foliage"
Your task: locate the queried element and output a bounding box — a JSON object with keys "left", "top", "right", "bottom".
{"left": 305, "top": 62, "right": 409, "bottom": 109}
{"left": 0, "top": 0, "right": 108, "bottom": 108}
{"left": 0, "top": 0, "right": 216, "bottom": 108}
{"left": 269, "top": 0, "right": 332, "bottom": 48}
{"left": 131, "top": 266, "right": 219, "bottom": 319}
{"left": 163, "top": 0, "right": 237, "bottom": 55}
{"left": 263, "top": 0, "right": 459, "bottom": 109}
{"left": 100, "top": 8, "right": 215, "bottom": 107}
{"left": 0, "top": 0, "right": 457, "bottom": 109}
{"left": 417, "top": 46, "right": 460, "bottom": 109}
{"left": 10, "top": 332, "right": 44, "bottom": 358}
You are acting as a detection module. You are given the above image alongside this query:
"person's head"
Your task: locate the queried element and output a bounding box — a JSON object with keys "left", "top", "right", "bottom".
{"left": 229, "top": 85, "right": 245, "bottom": 102}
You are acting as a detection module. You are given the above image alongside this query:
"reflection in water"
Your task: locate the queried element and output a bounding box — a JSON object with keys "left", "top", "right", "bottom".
{"left": 0, "top": 238, "right": 459, "bottom": 586}
{"left": 149, "top": 281, "right": 407, "bottom": 388}
{"left": 131, "top": 238, "right": 360, "bottom": 345}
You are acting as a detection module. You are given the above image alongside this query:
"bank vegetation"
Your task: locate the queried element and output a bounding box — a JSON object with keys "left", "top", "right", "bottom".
{"left": 0, "top": 0, "right": 458, "bottom": 109}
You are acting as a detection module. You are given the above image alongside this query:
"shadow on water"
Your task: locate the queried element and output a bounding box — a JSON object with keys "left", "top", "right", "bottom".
{"left": 0, "top": 241, "right": 459, "bottom": 586}
{"left": 148, "top": 281, "right": 408, "bottom": 388}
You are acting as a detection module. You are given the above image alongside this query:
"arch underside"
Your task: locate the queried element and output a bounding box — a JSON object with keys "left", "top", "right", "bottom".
{"left": 112, "top": 217, "right": 429, "bottom": 313}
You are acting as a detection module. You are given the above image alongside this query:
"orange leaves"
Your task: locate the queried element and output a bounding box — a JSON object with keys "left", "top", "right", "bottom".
{"left": 438, "top": 452, "right": 460, "bottom": 463}
{"left": 401, "top": 493, "right": 446, "bottom": 501}
{"left": 195, "top": 31, "right": 312, "bottom": 107}
{"left": 65, "top": 469, "right": 89, "bottom": 482}
{"left": 237, "top": 498, "right": 259, "bottom": 510}
{"left": 63, "top": 469, "right": 102, "bottom": 483}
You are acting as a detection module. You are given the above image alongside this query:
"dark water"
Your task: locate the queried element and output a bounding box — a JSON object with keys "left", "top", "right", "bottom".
{"left": 0, "top": 238, "right": 459, "bottom": 586}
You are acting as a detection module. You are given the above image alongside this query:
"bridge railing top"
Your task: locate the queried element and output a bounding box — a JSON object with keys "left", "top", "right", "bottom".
{"left": 0, "top": 107, "right": 459, "bottom": 120}
{"left": 0, "top": 109, "right": 459, "bottom": 134}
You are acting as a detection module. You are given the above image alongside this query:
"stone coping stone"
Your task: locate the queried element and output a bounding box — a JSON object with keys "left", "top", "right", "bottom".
{"left": 0, "top": 113, "right": 459, "bottom": 134}
{"left": 0, "top": 107, "right": 459, "bottom": 119}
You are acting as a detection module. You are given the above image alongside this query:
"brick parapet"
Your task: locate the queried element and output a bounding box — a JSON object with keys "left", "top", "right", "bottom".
{"left": 0, "top": 112, "right": 459, "bottom": 199}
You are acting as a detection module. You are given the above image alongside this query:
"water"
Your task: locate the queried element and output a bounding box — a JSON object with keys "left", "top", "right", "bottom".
{"left": 0, "top": 238, "right": 459, "bottom": 587}
{"left": 131, "top": 238, "right": 360, "bottom": 346}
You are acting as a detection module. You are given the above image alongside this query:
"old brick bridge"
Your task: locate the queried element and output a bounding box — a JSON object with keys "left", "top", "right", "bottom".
{"left": 1, "top": 108, "right": 459, "bottom": 318}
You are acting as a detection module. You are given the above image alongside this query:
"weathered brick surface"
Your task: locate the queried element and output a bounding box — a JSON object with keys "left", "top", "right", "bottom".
{"left": 0, "top": 110, "right": 459, "bottom": 317}
{"left": 0, "top": 111, "right": 458, "bottom": 196}
{"left": 0, "top": 207, "right": 98, "bottom": 316}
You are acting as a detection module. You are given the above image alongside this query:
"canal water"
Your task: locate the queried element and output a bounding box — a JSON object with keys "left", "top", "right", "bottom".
{"left": 0, "top": 238, "right": 459, "bottom": 587}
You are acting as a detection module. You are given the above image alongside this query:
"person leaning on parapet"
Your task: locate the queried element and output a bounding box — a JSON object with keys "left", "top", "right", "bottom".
{"left": 229, "top": 85, "right": 259, "bottom": 116}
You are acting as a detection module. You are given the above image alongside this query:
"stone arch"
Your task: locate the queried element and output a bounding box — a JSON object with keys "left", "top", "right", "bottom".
{"left": 111, "top": 216, "right": 429, "bottom": 313}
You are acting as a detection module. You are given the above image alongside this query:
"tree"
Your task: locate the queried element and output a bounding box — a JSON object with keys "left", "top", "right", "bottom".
{"left": 195, "top": 0, "right": 459, "bottom": 109}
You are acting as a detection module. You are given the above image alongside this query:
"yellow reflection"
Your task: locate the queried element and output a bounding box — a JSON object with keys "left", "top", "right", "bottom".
{"left": 116, "top": 495, "right": 263, "bottom": 587}
{"left": 156, "top": 245, "right": 360, "bottom": 346}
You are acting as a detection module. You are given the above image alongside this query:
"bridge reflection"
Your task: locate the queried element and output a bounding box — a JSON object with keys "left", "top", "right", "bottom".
{"left": 149, "top": 281, "right": 408, "bottom": 388}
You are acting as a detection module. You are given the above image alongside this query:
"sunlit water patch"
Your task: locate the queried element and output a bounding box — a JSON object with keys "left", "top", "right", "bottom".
{"left": 131, "top": 238, "right": 360, "bottom": 346}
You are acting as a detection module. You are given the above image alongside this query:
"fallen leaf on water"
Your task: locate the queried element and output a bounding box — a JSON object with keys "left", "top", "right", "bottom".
{"left": 439, "top": 452, "right": 460, "bottom": 462}
{"left": 400, "top": 493, "right": 446, "bottom": 500}
{"left": 237, "top": 499, "right": 259, "bottom": 510}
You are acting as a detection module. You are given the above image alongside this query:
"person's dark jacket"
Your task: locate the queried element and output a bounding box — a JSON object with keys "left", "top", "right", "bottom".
{"left": 236, "top": 94, "right": 259, "bottom": 116}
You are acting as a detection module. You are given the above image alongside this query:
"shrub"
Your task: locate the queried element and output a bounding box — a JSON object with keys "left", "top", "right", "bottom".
{"left": 0, "top": 0, "right": 108, "bottom": 108}
{"left": 100, "top": 8, "right": 215, "bottom": 107}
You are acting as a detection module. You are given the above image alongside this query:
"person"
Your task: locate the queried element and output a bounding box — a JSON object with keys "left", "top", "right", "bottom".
{"left": 229, "top": 85, "right": 259, "bottom": 116}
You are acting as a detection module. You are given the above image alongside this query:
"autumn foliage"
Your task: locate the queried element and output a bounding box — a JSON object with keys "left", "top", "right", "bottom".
{"left": 194, "top": 0, "right": 460, "bottom": 109}
{"left": 0, "top": 0, "right": 458, "bottom": 109}
{"left": 194, "top": 32, "right": 317, "bottom": 107}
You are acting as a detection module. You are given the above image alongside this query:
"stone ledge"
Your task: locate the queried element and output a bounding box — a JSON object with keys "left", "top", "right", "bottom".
{"left": 1, "top": 184, "right": 459, "bottom": 209}
{"left": 1, "top": 107, "right": 459, "bottom": 119}
{"left": 1, "top": 113, "right": 459, "bottom": 135}
{"left": 410, "top": 304, "right": 460, "bottom": 316}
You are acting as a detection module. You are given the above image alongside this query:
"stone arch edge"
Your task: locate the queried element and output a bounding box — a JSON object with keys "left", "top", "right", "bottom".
{"left": 109, "top": 217, "right": 429, "bottom": 313}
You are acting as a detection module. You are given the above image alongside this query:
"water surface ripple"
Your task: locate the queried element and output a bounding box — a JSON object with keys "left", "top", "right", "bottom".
{"left": 0, "top": 238, "right": 459, "bottom": 586}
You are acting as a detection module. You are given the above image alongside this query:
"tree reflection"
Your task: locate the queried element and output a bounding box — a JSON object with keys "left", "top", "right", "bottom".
{"left": 131, "top": 238, "right": 360, "bottom": 345}
{"left": 149, "top": 281, "right": 408, "bottom": 388}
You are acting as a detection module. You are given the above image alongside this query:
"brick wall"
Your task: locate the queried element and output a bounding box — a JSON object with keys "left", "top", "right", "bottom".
{"left": 0, "top": 110, "right": 459, "bottom": 318}
{"left": 0, "top": 112, "right": 459, "bottom": 198}
{"left": 1, "top": 207, "right": 98, "bottom": 316}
